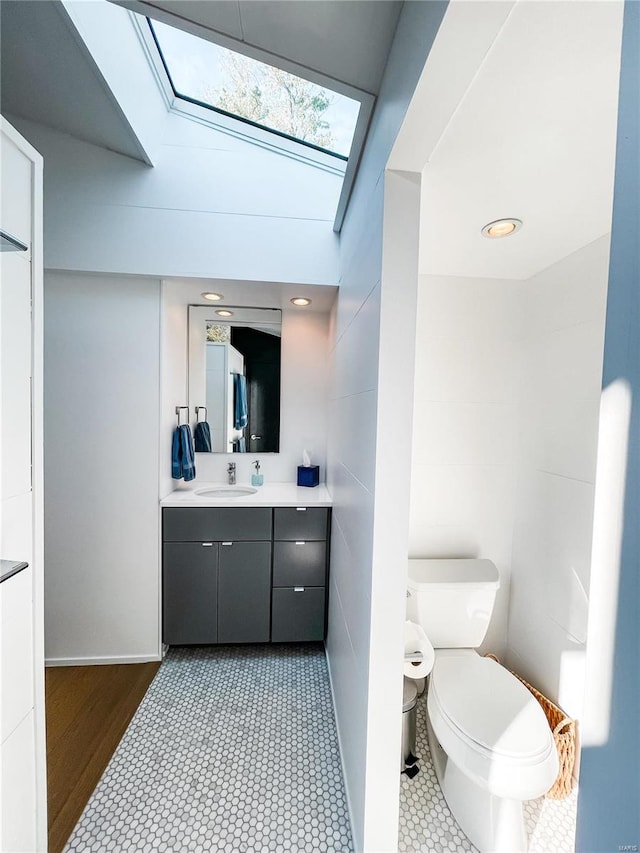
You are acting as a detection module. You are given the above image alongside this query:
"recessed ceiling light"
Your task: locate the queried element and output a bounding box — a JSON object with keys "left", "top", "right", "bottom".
{"left": 216, "top": 309, "right": 234, "bottom": 317}
{"left": 290, "top": 297, "right": 312, "bottom": 307}
{"left": 202, "top": 292, "right": 223, "bottom": 301}
{"left": 481, "top": 218, "right": 523, "bottom": 238}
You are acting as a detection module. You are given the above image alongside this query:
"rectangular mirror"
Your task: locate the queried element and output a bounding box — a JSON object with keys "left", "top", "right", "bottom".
{"left": 188, "top": 305, "right": 282, "bottom": 453}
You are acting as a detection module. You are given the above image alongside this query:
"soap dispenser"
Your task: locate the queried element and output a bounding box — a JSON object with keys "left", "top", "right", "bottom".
{"left": 251, "top": 460, "right": 264, "bottom": 487}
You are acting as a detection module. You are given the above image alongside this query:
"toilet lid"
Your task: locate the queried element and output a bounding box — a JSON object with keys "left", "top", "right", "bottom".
{"left": 430, "top": 655, "right": 552, "bottom": 760}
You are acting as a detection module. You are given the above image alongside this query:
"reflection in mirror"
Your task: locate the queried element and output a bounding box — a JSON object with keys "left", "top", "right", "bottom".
{"left": 188, "top": 306, "right": 281, "bottom": 453}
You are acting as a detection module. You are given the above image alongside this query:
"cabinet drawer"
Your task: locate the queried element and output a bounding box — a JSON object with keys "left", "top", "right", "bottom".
{"left": 163, "top": 508, "right": 272, "bottom": 542}
{"left": 273, "top": 541, "right": 326, "bottom": 587}
{"left": 271, "top": 587, "right": 326, "bottom": 642}
{"left": 273, "top": 507, "right": 328, "bottom": 541}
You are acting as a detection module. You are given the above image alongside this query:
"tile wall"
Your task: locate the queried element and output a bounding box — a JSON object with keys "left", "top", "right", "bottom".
{"left": 507, "top": 235, "right": 611, "bottom": 723}
{"left": 409, "top": 273, "right": 523, "bottom": 656}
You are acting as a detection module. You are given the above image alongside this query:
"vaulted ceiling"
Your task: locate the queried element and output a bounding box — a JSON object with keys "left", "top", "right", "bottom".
{"left": 0, "top": 0, "right": 402, "bottom": 162}
{"left": 114, "top": 0, "right": 402, "bottom": 94}
{"left": 0, "top": 0, "right": 147, "bottom": 159}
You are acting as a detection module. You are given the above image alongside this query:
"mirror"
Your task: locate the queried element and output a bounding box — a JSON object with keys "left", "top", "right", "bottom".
{"left": 188, "top": 306, "right": 281, "bottom": 453}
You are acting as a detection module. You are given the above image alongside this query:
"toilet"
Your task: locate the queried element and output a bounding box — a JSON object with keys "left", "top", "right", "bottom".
{"left": 407, "top": 558, "right": 558, "bottom": 853}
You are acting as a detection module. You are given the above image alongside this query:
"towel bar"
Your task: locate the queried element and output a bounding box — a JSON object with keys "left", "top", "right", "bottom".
{"left": 195, "top": 406, "right": 207, "bottom": 421}
{"left": 175, "top": 406, "right": 189, "bottom": 426}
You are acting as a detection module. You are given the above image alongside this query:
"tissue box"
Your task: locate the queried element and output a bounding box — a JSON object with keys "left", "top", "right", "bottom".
{"left": 297, "top": 465, "right": 320, "bottom": 487}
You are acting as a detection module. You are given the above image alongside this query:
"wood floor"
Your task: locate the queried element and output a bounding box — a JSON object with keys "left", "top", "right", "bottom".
{"left": 45, "top": 661, "right": 161, "bottom": 853}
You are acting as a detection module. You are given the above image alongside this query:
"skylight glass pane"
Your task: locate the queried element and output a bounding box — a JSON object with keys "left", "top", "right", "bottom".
{"left": 150, "top": 19, "right": 360, "bottom": 158}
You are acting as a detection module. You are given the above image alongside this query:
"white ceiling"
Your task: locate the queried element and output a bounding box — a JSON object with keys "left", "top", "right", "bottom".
{"left": 392, "top": 0, "right": 625, "bottom": 281}
{"left": 0, "top": 0, "right": 146, "bottom": 160}
{"left": 113, "top": 0, "right": 402, "bottom": 94}
{"left": 166, "top": 278, "right": 338, "bottom": 314}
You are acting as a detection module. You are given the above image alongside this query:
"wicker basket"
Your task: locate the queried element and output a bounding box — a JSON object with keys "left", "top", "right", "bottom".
{"left": 485, "top": 654, "right": 576, "bottom": 799}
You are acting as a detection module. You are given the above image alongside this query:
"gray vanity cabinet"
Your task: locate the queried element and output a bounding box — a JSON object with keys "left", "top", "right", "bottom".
{"left": 271, "top": 508, "right": 329, "bottom": 642}
{"left": 162, "top": 506, "right": 330, "bottom": 645}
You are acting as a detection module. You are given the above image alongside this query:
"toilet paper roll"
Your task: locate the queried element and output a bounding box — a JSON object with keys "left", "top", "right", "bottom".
{"left": 404, "top": 620, "right": 435, "bottom": 679}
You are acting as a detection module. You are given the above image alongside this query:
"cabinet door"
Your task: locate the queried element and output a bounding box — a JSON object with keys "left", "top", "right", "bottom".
{"left": 163, "top": 543, "right": 217, "bottom": 644}
{"left": 271, "top": 587, "right": 326, "bottom": 642}
{"left": 218, "top": 542, "right": 271, "bottom": 643}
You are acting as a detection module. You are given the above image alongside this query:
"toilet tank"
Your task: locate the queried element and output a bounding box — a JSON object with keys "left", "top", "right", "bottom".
{"left": 407, "top": 559, "right": 500, "bottom": 648}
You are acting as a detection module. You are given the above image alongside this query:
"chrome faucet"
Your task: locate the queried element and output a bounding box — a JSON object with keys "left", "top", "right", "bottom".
{"left": 227, "top": 462, "right": 236, "bottom": 485}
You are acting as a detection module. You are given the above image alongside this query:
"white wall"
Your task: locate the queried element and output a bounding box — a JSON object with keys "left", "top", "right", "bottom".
{"left": 44, "top": 272, "right": 162, "bottom": 664}
{"left": 409, "top": 273, "right": 523, "bottom": 656}
{"left": 326, "top": 171, "right": 382, "bottom": 853}
{"left": 325, "top": 3, "right": 448, "bottom": 850}
{"left": 44, "top": 269, "right": 328, "bottom": 663}
{"left": 9, "top": 115, "right": 341, "bottom": 286}
{"left": 365, "top": 170, "right": 422, "bottom": 845}
{"left": 160, "top": 278, "right": 331, "bottom": 497}
{"left": 409, "top": 239, "right": 610, "bottom": 724}
{"left": 507, "top": 236, "right": 611, "bottom": 722}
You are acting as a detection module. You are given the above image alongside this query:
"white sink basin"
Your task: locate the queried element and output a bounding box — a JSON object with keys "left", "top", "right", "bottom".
{"left": 195, "top": 486, "right": 258, "bottom": 498}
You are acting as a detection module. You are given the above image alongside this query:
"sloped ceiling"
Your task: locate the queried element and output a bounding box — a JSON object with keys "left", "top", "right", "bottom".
{"left": 1, "top": 0, "right": 402, "bottom": 164}
{"left": 0, "top": 0, "right": 147, "bottom": 160}
{"left": 112, "top": 0, "right": 402, "bottom": 94}
{"left": 391, "top": 0, "right": 624, "bottom": 280}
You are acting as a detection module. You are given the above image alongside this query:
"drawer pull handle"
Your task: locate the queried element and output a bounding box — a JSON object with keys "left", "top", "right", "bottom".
{"left": 294, "top": 587, "right": 305, "bottom": 593}
{"left": 296, "top": 507, "right": 307, "bottom": 512}
{"left": 295, "top": 541, "right": 306, "bottom": 546}
{"left": 202, "top": 542, "right": 213, "bottom": 547}
{"left": 221, "top": 542, "right": 233, "bottom": 546}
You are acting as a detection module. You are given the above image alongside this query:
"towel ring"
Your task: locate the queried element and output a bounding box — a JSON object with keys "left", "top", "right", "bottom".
{"left": 195, "top": 406, "right": 207, "bottom": 422}
{"left": 175, "top": 406, "right": 189, "bottom": 426}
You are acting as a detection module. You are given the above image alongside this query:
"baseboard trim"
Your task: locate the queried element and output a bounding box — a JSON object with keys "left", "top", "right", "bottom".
{"left": 45, "top": 653, "right": 162, "bottom": 667}
{"left": 323, "top": 641, "right": 361, "bottom": 853}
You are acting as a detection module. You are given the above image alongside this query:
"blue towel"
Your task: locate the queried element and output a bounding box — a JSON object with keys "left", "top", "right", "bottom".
{"left": 171, "top": 426, "right": 183, "bottom": 479}
{"left": 234, "top": 374, "right": 248, "bottom": 430}
{"left": 172, "top": 424, "right": 197, "bottom": 481}
{"left": 234, "top": 437, "right": 246, "bottom": 453}
{"left": 180, "top": 424, "right": 196, "bottom": 481}
{"left": 194, "top": 421, "right": 212, "bottom": 452}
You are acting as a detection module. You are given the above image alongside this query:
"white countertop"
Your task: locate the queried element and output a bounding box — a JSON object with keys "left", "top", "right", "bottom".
{"left": 161, "top": 482, "right": 332, "bottom": 508}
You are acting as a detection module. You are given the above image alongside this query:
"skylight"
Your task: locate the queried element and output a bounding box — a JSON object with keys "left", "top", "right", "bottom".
{"left": 149, "top": 20, "right": 361, "bottom": 160}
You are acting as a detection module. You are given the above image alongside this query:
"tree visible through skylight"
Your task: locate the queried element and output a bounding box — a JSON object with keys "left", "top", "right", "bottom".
{"left": 150, "top": 20, "right": 361, "bottom": 158}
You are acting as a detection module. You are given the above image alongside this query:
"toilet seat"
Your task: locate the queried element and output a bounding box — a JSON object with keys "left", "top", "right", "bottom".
{"left": 430, "top": 653, "right": 553, "bottom": 761}
{"left": 427, "top": 651, "right": 559, "bottom": 800}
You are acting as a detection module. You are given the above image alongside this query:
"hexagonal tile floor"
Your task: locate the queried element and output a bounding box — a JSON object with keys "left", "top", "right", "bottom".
{"left": 64, "top": 645, "right": 353, "bottom": 852}
{"left": 398, "top": 693, "right": 578, "bottom": 852}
